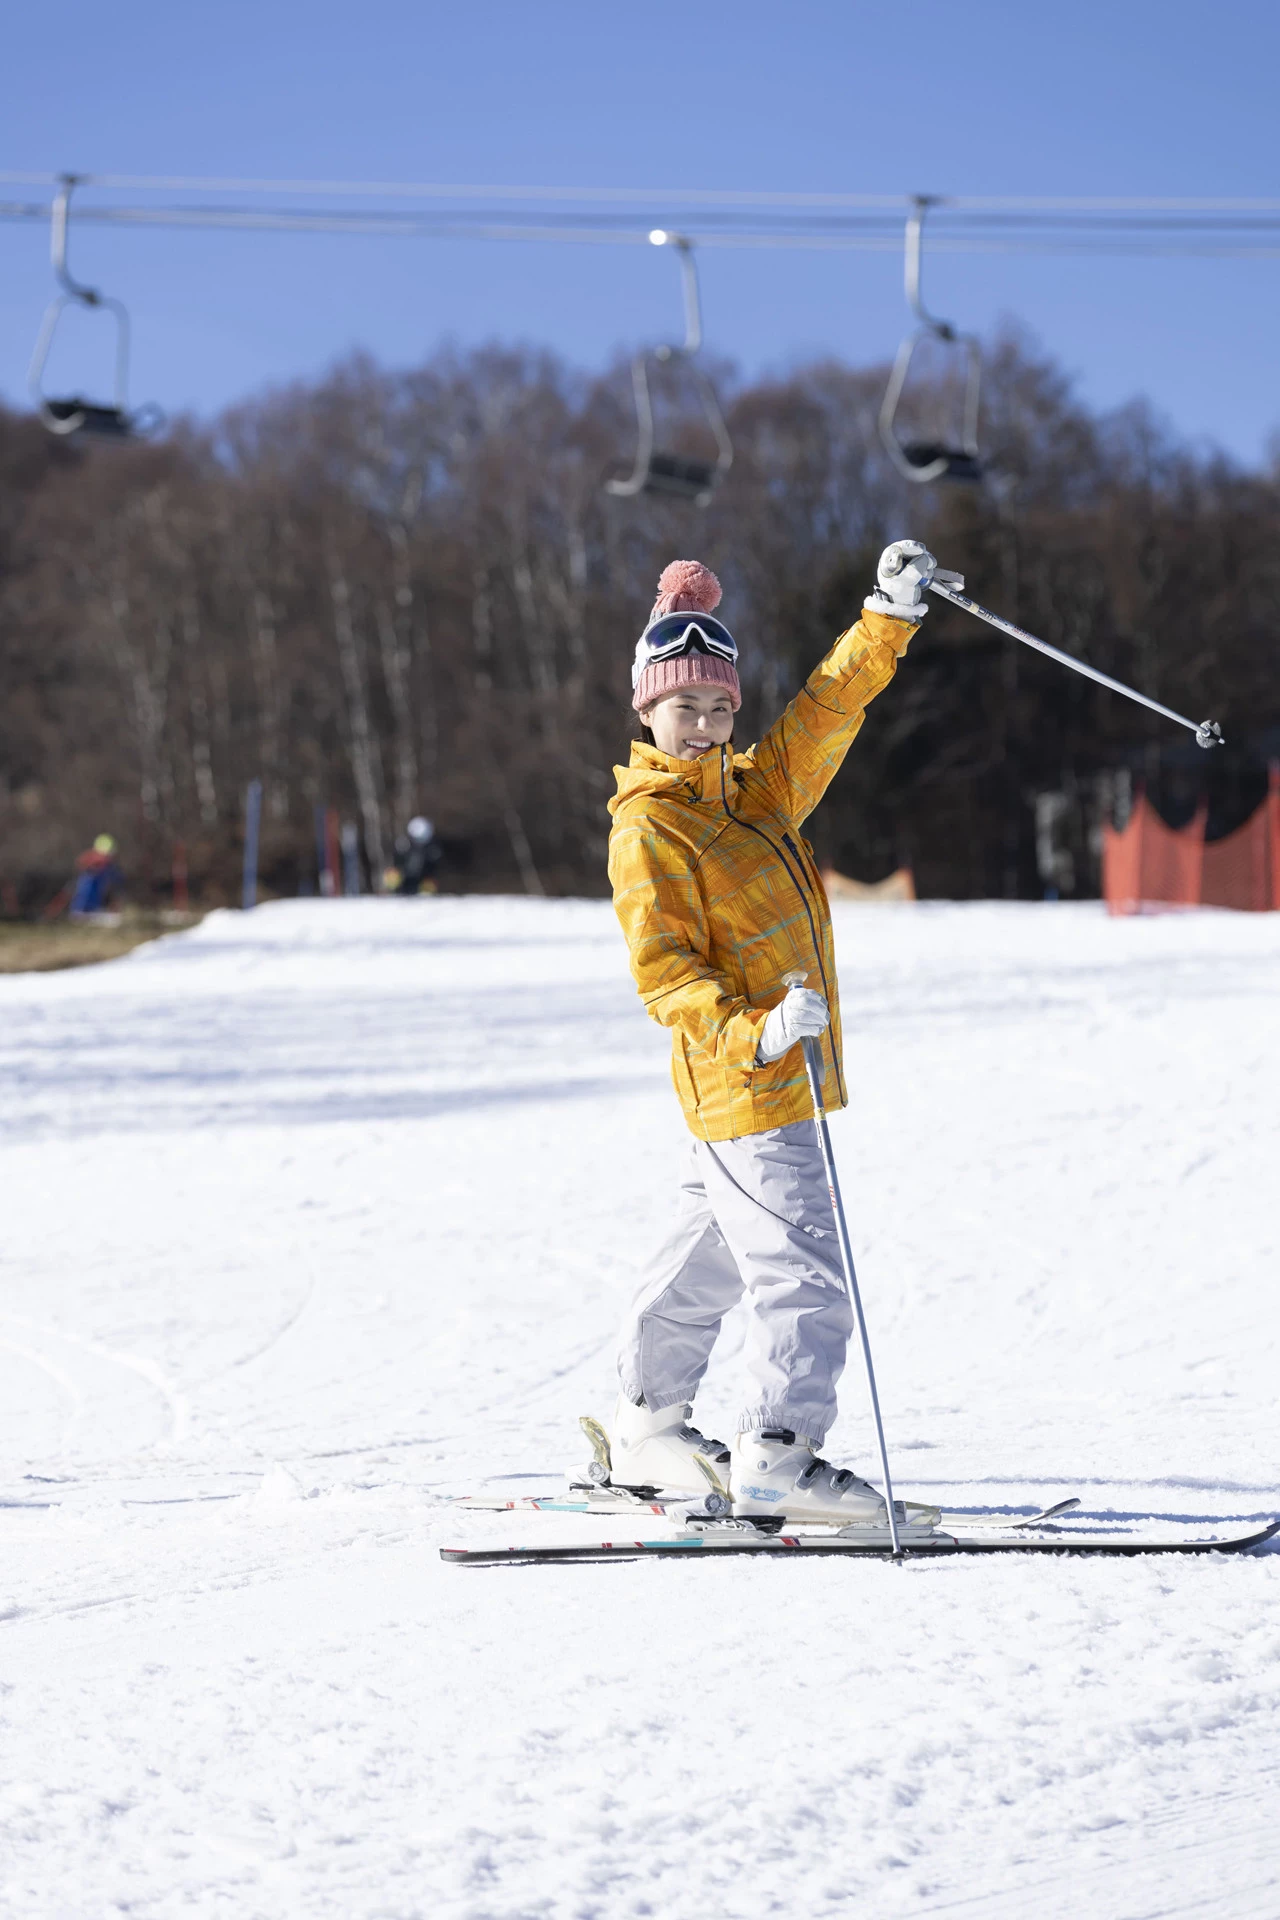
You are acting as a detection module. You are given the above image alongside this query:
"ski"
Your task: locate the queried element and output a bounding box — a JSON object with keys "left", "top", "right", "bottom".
{"left": 944, "top": 1496, "right": 1082, "bottom": 1531}
{"left": 454, "top": 1491, "right": 672, "bottom": 1516}
{"left": 454, "top": 1482, "right": 1090, "bottom": 1528}
{"left": 504, "top": 1415, "right": 1075, "bottom": 1531}
{"left": 451, "top": 1491, "right": 1083, "bottom": 1530}
{"left": 441, "top": 1518, "right": 1280, "bottom": 1567}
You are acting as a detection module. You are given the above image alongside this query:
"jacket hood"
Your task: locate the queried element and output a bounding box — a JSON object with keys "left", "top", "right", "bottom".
{"left": 608, "top": 740, "right": 738, "bottom": 817}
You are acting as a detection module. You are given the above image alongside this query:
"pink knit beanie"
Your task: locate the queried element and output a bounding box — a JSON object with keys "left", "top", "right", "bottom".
{"left": 632, "top": 560, "right": 742, "bottom": 714}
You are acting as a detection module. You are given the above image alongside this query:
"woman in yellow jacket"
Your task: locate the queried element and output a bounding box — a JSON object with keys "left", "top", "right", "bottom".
{"left": 607, "top": 544, "right": 934, "bottom": 1525}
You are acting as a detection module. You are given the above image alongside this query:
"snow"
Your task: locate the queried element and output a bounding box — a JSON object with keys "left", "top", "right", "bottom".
{"left": 1, "top": 895, "right": 1277, "bottom": 1919}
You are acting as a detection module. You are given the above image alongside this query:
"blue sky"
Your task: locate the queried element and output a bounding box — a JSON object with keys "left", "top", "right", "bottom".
{"left": 3, "top": 0, "right": 1279, "bottom": 463}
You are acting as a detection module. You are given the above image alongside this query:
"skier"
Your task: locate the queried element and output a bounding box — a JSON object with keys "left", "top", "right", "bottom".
{"left": 67, "top": 834, "right": 123, "bottom": 917}
{"left": 392, "top": 817, "right": 442, "bottom": 896}
{"left": 606, "top": 548, "right": 935, "bottom": 1526}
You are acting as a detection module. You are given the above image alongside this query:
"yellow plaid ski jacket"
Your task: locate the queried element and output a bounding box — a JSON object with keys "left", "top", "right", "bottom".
{"left": 608, "top": 608, "right": 915, "bottom": 1142}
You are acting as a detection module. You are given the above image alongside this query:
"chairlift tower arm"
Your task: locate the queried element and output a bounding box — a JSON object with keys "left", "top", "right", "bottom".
{"left": 904, "top": 194, "right": 952, "bottom": 339}
{"left": 51, "top": 175, "right": 100, "bottom": 305}
{"left": 649, "top": 229, "right": 703, "bottom": 355}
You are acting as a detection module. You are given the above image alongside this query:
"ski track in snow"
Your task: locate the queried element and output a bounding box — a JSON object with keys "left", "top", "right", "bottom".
{"left": 1, "top": 896, "right": 1277, "bottom": 1919}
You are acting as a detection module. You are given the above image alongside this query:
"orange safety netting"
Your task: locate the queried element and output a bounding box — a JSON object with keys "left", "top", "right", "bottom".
{"left": 1103, "top": 765, "right": 1280, "bottom": 913}
{"left": 822, "top": 866, "right": 917, "bottom": 903}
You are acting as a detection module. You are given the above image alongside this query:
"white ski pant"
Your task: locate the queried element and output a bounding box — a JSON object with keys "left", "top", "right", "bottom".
{"left": 618, "top": 1118, "right": 853, "bottom": 1445}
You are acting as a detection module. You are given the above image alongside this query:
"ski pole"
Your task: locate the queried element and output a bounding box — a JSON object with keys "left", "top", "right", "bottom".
{"left": 782, "top": 970, "right": 903, "bottom": 1557}
{"left": 926, "top": 576, "right": 1224, "bottom": 750}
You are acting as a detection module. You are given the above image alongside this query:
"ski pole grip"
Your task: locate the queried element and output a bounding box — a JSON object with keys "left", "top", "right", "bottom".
{"left": 780, "top": 970, "right": 826, "bottom": 1118}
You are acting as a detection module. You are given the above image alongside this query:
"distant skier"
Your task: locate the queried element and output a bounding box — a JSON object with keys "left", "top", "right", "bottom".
{"left": 606, "top": 549, "right": 932, "bottom": 1525}
{"left": 392, "top": 817, "right": 442, "bottom": 896}
{"left": 67, "top": 834, "right": 123, "bottom": 917}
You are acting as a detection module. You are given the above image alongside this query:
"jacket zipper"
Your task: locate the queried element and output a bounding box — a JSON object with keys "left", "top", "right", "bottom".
{"left": 718, "top": 753, "right": 847, "bottom": 1108}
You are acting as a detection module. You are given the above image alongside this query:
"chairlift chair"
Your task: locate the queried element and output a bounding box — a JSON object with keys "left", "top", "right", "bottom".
{"left": 879, "top": 197, "right": 982, "bottom": 485}
{"left": 606, "top": 231, "right": 732, "bottom": 507}
{"left": 28, "top": 175, "right": 163, "bottom": 442}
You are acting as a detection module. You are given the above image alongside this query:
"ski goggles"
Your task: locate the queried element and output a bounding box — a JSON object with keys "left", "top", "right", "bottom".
{"left": 632, "top": 612, "right": 738, "bottom": 687}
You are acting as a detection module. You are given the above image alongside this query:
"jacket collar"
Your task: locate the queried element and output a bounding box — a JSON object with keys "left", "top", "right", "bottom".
{"left": 609, "top": 740, "right": 739, "bottom": 816}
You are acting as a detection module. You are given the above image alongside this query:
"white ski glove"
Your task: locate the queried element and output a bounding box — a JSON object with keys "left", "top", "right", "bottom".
{"left": 864, "top": 539, "right": 949, "bottom": 622}
{"left": 756, "top": 986, "right": 830, "bottom": 1065}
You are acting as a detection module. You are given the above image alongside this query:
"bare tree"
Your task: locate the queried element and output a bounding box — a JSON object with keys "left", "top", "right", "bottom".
{"left": 1, "top": 333, "right": 1276, "bottom": 910}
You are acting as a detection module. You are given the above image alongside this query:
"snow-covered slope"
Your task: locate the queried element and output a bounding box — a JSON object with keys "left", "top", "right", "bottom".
{"left": 1, "top": 897, "right": 1277, "bottom": 1919}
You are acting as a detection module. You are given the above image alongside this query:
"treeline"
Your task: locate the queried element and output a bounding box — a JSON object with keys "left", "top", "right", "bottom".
{"left": 1, "top": 332, "right": 1277, "bottom": 908}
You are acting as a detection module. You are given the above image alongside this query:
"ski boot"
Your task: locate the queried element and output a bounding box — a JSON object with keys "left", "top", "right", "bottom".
{"left": 606, "top": 1396, "right": 731, "bottom": 1496}
{"left": 729, "top": 1430, "right": 939, "bottom": 1532}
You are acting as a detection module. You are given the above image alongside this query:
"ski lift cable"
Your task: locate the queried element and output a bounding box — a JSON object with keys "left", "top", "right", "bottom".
{"left": 0, "top": 171, "right": 910, "bottom": 207}
{"left": 10, "top": 173, "right": 1280, "bottom": 231}
{"left": 5, "top": 172, "right": 1280, "bottom": 217}
{"left": 7, "top": 199, "right": 1280, "bottom": 257}
{"left": 6, "top": 193, "right": 1280, "bottom": 256}
{"left": 8, "top": 170, "right": 1280, "bottom": 254}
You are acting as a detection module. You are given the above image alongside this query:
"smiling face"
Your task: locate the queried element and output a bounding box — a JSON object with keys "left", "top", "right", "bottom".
{"left": 642, "top": 684, "right": 736, "bottom": 760}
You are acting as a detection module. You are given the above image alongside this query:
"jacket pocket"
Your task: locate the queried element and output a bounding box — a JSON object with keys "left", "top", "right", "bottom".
{"left": 671, "top": 1030, "right": 701, "bottom": 1118}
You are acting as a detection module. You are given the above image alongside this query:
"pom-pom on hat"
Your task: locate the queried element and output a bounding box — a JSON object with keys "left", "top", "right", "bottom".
{"left": 632, "top": 560, "right": 742, "bottom": 714}
{"left": 650, "top": 559, "right": 722, "bottom": 620}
